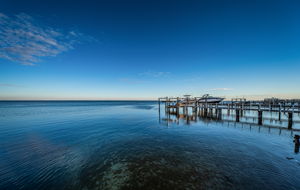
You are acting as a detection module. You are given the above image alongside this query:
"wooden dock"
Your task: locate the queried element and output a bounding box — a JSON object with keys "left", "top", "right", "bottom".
{"left": 158, "top": 96, "right": 300, "bottom": 129}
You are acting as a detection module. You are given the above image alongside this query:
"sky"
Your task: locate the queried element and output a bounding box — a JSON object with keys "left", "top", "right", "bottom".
{"left": 0, "top": 0, "right": 300, "bottom": 100}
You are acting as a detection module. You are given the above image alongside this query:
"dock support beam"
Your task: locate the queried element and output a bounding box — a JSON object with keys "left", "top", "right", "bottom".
{"left": 217, "top": 108, "right": 222, "bottom": 120}
{"left": 227, "top": 104, "right": 230, "bottom": 115}
{"left": 258, "top": 110, "right": 263, "bottom": 125}
{"left": 278, "top": 104, "right": 281, "bottom": 121}
{"left": 209, "top": 105, "right": 213, "bottom": 117}
{"left": 235, "top": 109, "right": 240, "bottom": 122}
{"left": 158, "top": 98, "right": 160, "bottom": 111}
{"left": 288, "top": 112, "right": 293, "bottom": 129}
{"left": 204, "top": 107, "right": 208, "bottom": 117}
{"left": 194, "top": 98, "right": 198, "bottom": 114}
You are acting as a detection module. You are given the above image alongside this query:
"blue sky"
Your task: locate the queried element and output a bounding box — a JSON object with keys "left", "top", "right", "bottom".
{"left": 1, "top": 0, "right": 300, "bottom": 100}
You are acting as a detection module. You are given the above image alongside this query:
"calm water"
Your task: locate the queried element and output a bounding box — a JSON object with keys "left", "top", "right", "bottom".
{"left": 0, "top": 101, "right": 300, "bottom": 190}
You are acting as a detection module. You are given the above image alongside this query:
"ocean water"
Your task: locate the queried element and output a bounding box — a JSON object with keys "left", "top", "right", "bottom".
{"left": 0, "top": 101, "right": 300, "bottom": 190}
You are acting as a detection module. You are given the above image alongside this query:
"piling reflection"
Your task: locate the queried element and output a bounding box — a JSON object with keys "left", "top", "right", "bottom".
{"left": 294, "top": 135, "right": 300, "bottom": 154}
{"left": 159, "top": 103, "right": 300, "bottom": 129}
{"left": 159, "top": 104, "right": 300, "bottom": 154}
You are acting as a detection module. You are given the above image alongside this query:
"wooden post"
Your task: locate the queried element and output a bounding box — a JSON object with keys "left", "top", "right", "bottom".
{"left": 198, "top": 105, "right": 202, "bottom": 116}
{"left": 258, "top": 110, "right": 263, "bottom": 125}
{"left": 186, "top": 97, "right": 189, "bottom": 115}
{"left": 158, "top": 98, "right": 161, "bottom": 123}
{"left": 158, "top": 98, "right": 160, "bottom": 111}
{"left": 194, "top": 97, "right": 198, "bottom": 114}
{"left": 165, "top": 97, "right": 168, "bottom": 113}
{"left": 218, "top": 108, "right": 222, "bottom": 120}
{"left": 241, "top": 102, "right": 244, "bottom": 116}
{"left": 241, "top": 105, "right": 244, "bottom": 117}
{"left": 204, "top": 107, "right": 208, "bottom": 117}
{"left": 176, "top": 97, "right": 179, "bottom": 115}
{"left": 185, "top": 105, "right": 188, "bottom": 115}
{"left": 227, "top": 104, "right": 230, "bottom": 115}
{"left": 278, "top": 104, "right": 281, "bottom": 121}
{"left": 288, "top": 112, "right": 293, "bottom": 129}
{"left": 236, "top": 109, "right": 240, "bottom": 122}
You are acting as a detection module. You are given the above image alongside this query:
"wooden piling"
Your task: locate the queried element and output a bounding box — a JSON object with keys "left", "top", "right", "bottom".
{"left": 236, "top": 109, "right": 240, "bottom": 122}
{"left": 278, "top": 104, "right": 281, "bottom": 121}
{"left": 165, "top": 97, "right": 168, "bottom": 113}
{"left": 209, "top": 105, "right": 213, "bottom": 118}
{"left": 158, "top": 98, "right": 160, "bottom": 110}
{"left": 227, "top": 104, "right": 230, "bottom": 115}
{"left": 217, "top": 108, "right": 222, "bottom": 120}
{"left": 288, "top": 112, "right": 293, "bottom": 129}
{"left": 204, "top": 107, "right": 208, "bottom": 117}
{"left": 258, "top": 110, "right": 263, "bottom": 125}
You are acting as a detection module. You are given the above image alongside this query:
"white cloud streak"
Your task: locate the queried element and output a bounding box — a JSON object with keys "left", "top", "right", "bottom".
{"left": 0, "top": 13, "right": 92, "bottom": 65}
{"left": 209, "top": 88, "right": 233, "bottom": 91}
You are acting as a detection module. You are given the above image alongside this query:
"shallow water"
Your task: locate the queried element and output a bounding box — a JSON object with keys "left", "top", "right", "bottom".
{"left": 0, "top": 101, "right": 300, "bottom": 190}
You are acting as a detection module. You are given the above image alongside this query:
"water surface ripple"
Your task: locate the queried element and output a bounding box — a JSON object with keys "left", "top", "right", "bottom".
{"left": 0, "top": 101, "right": 299, "bottom": 190}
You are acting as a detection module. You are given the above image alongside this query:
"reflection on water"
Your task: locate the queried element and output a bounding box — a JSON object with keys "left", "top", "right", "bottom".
{"left": 294, "top": 135, "right": 300, "bottom": 154}
{"left": 0, "top": 101, "right": 300, "bottom": 190}
{"left": 160, "top": 105, "right": 300, "bottom": 129}
{"left": 161, "top": 105, "right": 300, "bottom": 154}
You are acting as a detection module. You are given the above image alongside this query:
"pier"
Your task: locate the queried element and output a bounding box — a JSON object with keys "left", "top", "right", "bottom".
{"left": 158, "top": 96, "right": 300, "bottom": 129}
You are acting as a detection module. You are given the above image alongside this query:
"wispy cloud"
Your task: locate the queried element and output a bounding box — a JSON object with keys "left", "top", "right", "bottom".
{"left": 0, "top": 13, "right": 93, "bottom": 65}
{"left": 209, "top": 88, "right": 233, "bottom": 91}
{"left": 139, "top": 71, "right": 170, "bottom": 78}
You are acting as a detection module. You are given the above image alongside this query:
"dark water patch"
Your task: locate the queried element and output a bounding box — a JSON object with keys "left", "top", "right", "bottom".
{"left": 127, "top": 105, "right": 155, "bottom": 110}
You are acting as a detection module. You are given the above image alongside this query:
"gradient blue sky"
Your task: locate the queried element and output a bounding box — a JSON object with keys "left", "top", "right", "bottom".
{"left": 1, "top": 0, "right": 300, "bottom": 100}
